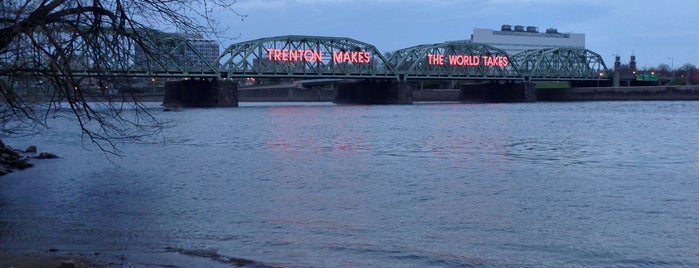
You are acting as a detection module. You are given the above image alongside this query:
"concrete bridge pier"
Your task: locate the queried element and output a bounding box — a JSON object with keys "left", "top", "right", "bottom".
{"left": 334, "top": 80, "right": 413, "bottom": 104}
{"left": 163, "top": 79, "right": 238, "bottom": 108}
{"left": 459, "top": 81, "right": 536, "bottom": 102}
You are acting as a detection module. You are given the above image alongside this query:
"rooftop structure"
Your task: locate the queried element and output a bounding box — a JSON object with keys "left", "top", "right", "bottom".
{"left": 471, "top": 25, "right": 585, "bottom": 55}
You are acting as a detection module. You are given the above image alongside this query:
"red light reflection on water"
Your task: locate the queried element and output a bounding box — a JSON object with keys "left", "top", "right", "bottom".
{"left": 263, "top": 105, "right": 372, "bottom": 154}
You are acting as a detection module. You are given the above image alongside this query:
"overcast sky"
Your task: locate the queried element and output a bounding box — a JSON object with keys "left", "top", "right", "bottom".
{"left": 216, "top": 0, "right": 699, "bottom": 69}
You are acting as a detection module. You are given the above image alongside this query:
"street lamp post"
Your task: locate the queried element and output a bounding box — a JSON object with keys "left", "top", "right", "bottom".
{"left": 668, "top": 57, "right": 674, "bottom": 84}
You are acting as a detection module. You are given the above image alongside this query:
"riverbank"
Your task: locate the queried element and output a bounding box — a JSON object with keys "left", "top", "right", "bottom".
{"left": 235, "top": 85, "right": 699, "bottom": 102}
{"left": 0, "top": 253, "right": 102, "bottom": 268}
{"left": 13, "top": 84, "right": 699, "bottom": 104}
{"left": 430, "top": 85, "right": 699, "bottom": 102}
{"left": 538, "top": 85, "right": 699, "bottom": 101}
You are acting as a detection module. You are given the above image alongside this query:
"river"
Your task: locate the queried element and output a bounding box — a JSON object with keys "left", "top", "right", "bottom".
{"left": 1, "top": 101, "right": 698, "bottom": 267}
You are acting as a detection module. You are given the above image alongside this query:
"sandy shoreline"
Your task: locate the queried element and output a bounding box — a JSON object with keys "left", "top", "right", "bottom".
{"left": 0, "top": 253, "right": 103, "bottom": 267}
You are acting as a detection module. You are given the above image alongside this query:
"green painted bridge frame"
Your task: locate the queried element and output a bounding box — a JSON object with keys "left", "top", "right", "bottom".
{"left": 2, "top": 31, "right": 610, "bottom": 81}
{"left": 387, "top": 42, "right": 521, "bottom": 80}
{"left": 511, "top": 47, "right": 608, "bottom": 81}
{"left": 129, "top": 29, "right": 220, "bottom": 78}
{"left": 218, "top": 35, "right": 399, "bottom": 80}
{"left": 219, "top": 35, "right": 609, "bottom": 81}
{"left": 1, "top": 28, "right": 220, "bottom": 78}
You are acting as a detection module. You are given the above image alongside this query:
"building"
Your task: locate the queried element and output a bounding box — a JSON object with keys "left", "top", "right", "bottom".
{"left": 471, "top": 25, "right": 585, "bottom": 55}
{"left": 175, "top": 33, "right": 219, "bottom": 71}
{"left": 134, "top": 32, "right": 219, "bottom": 72}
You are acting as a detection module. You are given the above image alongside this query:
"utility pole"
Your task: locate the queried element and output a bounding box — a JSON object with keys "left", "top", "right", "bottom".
{"left": 668, "top": 57, "right": 674, "bottom": 84}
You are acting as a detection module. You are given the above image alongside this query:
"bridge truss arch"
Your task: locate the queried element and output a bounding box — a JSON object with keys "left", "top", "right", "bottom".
{"left": 219, "top": 35, "right": 399, "bottom": 80}
{"left": 127, "top": 29, "right": 220, "bottom": 77}
{"left": 1, "top": 28, "right": 219, "bottom": 78}
{"left": 510, "top": 48, "right": 609, "bottom": 81}
{"left": 387, "top": 42, "right": 522, "bottom": 81}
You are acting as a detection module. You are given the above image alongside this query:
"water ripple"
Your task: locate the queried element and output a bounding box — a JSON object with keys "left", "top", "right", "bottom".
{"left": 2, "top": 102, "right": 699, "bottom": 267}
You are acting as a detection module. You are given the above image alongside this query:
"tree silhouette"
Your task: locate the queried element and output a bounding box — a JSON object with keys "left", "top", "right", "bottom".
{"left": 680, "top": 63, "right": 698, "bottom": 85}
{"left": 0, "top": 0, "right": 238, "bottom": 154}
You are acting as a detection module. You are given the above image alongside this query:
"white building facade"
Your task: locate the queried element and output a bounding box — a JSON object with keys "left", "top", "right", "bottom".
{"left": 471, "top": 25, "right": 585, "bottom": 55}
{"left": 181, "top": 35, "right": 219, "bottom": 70}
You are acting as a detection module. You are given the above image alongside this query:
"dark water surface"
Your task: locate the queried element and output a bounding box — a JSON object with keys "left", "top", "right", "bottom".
{"left": 1, "top": 101, "right": 698, "bottom": 267}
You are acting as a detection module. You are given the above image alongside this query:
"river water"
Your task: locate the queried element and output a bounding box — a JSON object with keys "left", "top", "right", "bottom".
{"left": 1, "top": 101, "right": 698, "bottom": 267}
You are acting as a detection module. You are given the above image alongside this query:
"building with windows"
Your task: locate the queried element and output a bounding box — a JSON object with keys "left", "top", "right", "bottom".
{"left": 471, "top": 25, "right": 585, "bottom": 55}
{"left": 176, "top": 33, "right": 219, "bottom": 70}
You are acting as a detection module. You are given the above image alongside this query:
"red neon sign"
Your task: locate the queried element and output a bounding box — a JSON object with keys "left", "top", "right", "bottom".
{"left": 428, "top": 54, "right": 444, "bottom": 65}
{"left": 265, "top": 48, "right": 372, "bottom": 64}
{"left": 427, "top": 54, "right": 509, "bottom": 67}
{"left": 333, "top": 51, "right": 371, "bottom": 64}
{"left": 482, "top": 56, "right": 509, "bottom": 67}
{"left": 266, "top": 48, "right": 323, "bottom": 62}
{"left": 448, "top": 55, "right": 480, "bottom": 66}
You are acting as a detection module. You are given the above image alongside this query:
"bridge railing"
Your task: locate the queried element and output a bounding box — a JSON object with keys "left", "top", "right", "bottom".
{"left": 218, "top": 35, "right": 399, "bottom": 80}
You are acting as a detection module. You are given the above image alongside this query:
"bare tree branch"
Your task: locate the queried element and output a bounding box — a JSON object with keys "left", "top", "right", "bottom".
{"left": 0, "top": 0, "right": 241, "bottom": 154}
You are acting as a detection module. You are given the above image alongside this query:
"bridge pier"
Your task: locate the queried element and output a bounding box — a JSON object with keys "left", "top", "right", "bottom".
{"left": 163, "top": 79, "right": 238, "bottom": 108}
{"left": 459, "top": 81, "right": 536, "bottom": 102}
{"left": 334, "top": 80, "right": 413, "bottom": 104}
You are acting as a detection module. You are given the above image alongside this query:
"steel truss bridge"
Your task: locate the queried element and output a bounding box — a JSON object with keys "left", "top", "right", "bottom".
{"left": 2, "top": 33, "right": 609, "bottom": 82}
{"left": 219, "top": 35, "right": 609, "bottom": 82}
{"left": 0, "top": 28, "right": 219, "bottom": 79}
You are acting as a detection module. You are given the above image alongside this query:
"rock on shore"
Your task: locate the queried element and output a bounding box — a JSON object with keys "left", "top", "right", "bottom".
{"left": 0, "top": 140, "right": 59, "bottom": 176}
